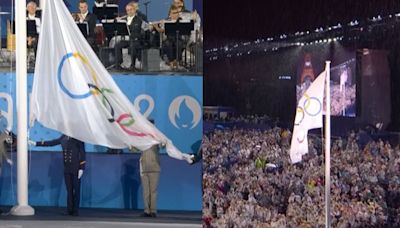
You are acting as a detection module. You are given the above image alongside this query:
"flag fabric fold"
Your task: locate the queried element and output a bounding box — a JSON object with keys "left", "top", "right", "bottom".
{"left": 30, "top": 0, "right": 193, "bottom": 163}
{"left": 290, "top": 69, "right": 326, "bottom": 163}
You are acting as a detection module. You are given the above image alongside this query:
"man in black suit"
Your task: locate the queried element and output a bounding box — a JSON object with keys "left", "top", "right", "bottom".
{"left": 75, "top": 0, "right": 98, "bottom": 50}
{"left": 114, "top": 1, "right": 144, "bottom": 71}
{"left": 31, "top": 135, "right": 86, "bottom": 216}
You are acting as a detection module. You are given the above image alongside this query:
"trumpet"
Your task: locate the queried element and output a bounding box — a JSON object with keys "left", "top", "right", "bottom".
{"left": 71, "top": 12, "right": 79, "bottom": 21}
{"left": 72, "top": 12, "right": 86, "bottom": 22}
{"left": 115, "top": 15, "right": 128, "bottom": 21}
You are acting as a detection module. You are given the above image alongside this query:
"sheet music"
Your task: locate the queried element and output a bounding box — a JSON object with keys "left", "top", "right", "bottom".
{"left": 76, "top": 21, "right": 89, "bottom": 36}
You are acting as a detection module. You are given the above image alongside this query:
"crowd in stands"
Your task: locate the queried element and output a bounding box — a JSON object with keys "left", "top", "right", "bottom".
{"left": 204, "top": 113, "right": 274, "bottom": 125}
{"left": 202, "top": 126, "right": 400, "bottom": 227}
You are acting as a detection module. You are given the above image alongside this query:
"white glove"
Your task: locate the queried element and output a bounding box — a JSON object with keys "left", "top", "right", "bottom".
{"left": 6, "top": 158, "right": 13, "bottom": 165}
{"left": 28, "top": 140, "right": 36, "bottom": 146}
{"left": 184, "top": 154, "right": 195, "bottom": 164}
{"left": 78, "top": 169, "right": 83, "bottom": 179}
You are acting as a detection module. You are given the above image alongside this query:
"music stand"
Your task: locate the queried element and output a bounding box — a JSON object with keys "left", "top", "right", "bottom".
{"left": 93, "top": 5, "right": 118, "bottom": 21}
{"left": 27, "top": 20, "right": 38, "bottom": 36}
{"left": 103, "top": 22, "right": 129, "bottom": 41}
{"left": 164, "top": 20, "right": 194, "bottom": 70}
{"left": 76, "top": 22, "right": 89, "bottom": 37}
{"left": 102, "top": 21, "right": 129, "bottom": 68}
{"left": 11, "top": 20, "right": 38, "bottom": 36}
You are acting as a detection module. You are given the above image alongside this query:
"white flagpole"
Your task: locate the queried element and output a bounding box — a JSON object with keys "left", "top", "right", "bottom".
{"left": 11, "top": 0, "right": 35, "bottom": 216}
{"left": 325, "top": 61, "right": 331, "bottom": 227}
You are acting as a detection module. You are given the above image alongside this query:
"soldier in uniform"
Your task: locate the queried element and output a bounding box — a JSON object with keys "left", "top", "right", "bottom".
{"left": 129, "top": 119, "right": 161, "bottom": 217}
{"left": 139, "top": 143, "right": 161, "bottom": 217}
{"left": 31, "top": 134, "right": 86, "bottom": 216}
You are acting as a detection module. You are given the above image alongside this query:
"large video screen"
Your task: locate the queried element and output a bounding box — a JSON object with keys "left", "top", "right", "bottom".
{"left": 296, "top": 46, "right": 356, "bottom": 117}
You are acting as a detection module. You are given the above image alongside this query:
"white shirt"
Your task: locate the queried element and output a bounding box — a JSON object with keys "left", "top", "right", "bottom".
{"left": 127, "top": 15, "right": 135, "bottom": 26}
{"left": 80, "top": 11, "right": 88, "bottom": 23}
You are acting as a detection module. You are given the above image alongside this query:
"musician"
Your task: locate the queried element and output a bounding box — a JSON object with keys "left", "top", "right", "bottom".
{"left": 173, "top": 0, "right": 201, "bottom": 43}
{"left": 151, "top": 5, "right": 185, "bottom": 68}
{"left": 26, "top": 1, "right": 41, "bottom": 56}
{"left": 74, "top": 0, "right": 97, "bottom": 49}
{"left": 114, "top": 2, "right": 145, "bottom": 71}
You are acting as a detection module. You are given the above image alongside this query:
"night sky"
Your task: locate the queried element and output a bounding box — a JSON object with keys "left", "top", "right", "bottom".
{"left": 204, "top": 0, "right": 400, "bottom": 46}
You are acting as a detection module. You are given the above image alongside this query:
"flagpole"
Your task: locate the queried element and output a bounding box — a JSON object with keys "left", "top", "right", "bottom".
{"left": 325, "top": 61, "right": 331, "bottom": 227}
{"left": 10, "top": 0, "right": 35, "bottom": 216}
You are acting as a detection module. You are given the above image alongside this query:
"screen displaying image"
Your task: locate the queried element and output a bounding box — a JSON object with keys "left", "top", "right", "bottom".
{"left": 296, "top": 47, "right": 356, "bottom": 117}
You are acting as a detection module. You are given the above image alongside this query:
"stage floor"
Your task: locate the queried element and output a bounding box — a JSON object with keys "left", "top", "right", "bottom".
{"left": 0, "top": 206, "right": 202, "bottom": 228}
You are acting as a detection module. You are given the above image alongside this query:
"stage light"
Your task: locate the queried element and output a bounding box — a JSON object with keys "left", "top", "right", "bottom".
{"left": 328, "top": 38, "right": 332, "bottom": 42}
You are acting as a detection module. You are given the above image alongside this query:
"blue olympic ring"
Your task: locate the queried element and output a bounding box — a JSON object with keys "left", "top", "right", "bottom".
{"left": 303, "top": 96, "right": 322, "bottom": 117}
{"left": 57, "top": 53, "right": 92, "bottom": 99}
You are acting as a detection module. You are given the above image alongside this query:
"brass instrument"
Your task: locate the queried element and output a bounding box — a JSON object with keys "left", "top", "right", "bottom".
{"left": 72, "top": 12, "right": 79, "bottom": 21}
{"left": 115, "top": 15, "right": 128, "bottom": 21}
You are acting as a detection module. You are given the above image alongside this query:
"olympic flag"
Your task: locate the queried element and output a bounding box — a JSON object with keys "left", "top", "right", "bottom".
{"left": 29, "top": 0, "right": 193, "bottom": 163}
{"left": 290, "top": 67, "right": 326, "bottom": 163}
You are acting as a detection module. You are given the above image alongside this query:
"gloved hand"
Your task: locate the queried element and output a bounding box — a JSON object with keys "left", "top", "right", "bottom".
{"left": 78, "top": 169, "right": 83, "bottom": 179}
{"left": 184, "top": 154, "right": 195, "bottom": 164}
{"left": 28, "top": 140, "right": 36, "bottom": 146}
{"left": 6, "top": 158, "right": 13, "bottom": 165}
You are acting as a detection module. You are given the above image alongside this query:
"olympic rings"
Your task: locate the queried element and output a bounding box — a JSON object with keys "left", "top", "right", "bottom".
{"left": 57, "top": 52, "right": 99, "bottom": 99}
{"left": 116, "top": 113, "right": 149, "bottom": 137}
{"left": 296, "top": 129, "right": 306, "bottom": 143}
{"left": 88, "top": 84, "right": 115, "bottom": 123}
{"left": 57, "top": 52, "right": 151, "bottom": 138}
{"left": 294, "top": 107, "right": 304, "bottom": 126}
{"left": 302, "top": 94, "right": 322, "bottom": 117}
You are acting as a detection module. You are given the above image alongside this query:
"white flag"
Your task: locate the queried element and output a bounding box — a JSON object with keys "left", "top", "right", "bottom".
{"left": 29, "top": 0, "right": 193, "bottom": 163}
{"left": 290, "top": 70, "right": 326, "bottom": 163}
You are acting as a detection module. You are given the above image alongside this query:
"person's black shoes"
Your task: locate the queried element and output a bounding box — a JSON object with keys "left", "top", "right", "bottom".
{"left": 63, "top": 211, "right": 73, "bottom": 216}
{"left": 150, "top": 213, "right": 157, "bottom": 218}
{"left": 141, "top": 212, "right": 152, "bottom": 217}
{"left": 63, "top": 210, "right": 78, "bottom": 216}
